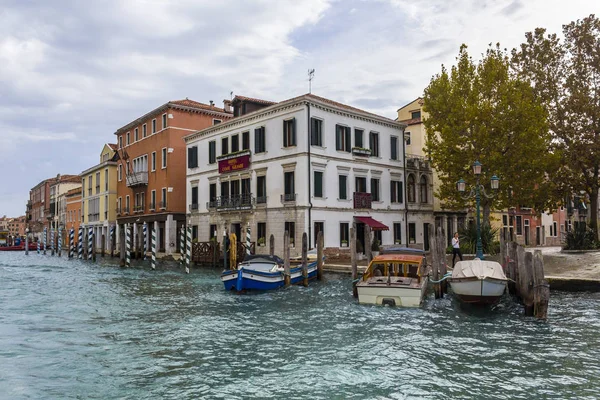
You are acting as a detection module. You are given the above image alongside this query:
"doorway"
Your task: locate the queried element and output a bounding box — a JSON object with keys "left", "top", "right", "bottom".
{"left": 232, "top": 223, "right": 241, "bottom": 242}
{"left": 536, "top": 226, "right": 541, "bottom": 246}
{"left": 356, "top": 223, "right": 365, "bottom": 253}
{"left": 423, "top": 223, "right": 430, "bottom": 251}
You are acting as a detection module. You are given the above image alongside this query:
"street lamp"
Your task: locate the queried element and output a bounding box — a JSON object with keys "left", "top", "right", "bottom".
{"left": 457, "top": 161, "right": 500, "bottom": 259}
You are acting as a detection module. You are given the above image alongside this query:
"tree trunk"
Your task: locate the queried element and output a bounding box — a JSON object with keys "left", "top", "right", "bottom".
{"left": 590, "top": 185, "right": 599, "bottom": 242}
{"left": 483, "top": 203, "right": 491, "bottom": 227}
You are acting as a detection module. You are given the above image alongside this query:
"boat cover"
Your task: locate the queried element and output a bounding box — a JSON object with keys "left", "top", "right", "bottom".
{"left": 242, "top": 254, "right": 284, "bottom": 265}
{"left": 451, "top": 259, "right": 507, "bottom": 280}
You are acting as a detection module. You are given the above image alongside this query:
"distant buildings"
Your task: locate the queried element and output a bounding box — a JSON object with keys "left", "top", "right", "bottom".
{"left": 27, "top": 175, "right": 79, "bottom": 237}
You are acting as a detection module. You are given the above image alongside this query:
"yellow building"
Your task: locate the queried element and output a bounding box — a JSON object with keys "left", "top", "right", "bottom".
{"left": 397, "top": 98, "right": 466, "bottom": 247}
{"left": 81, "top": 144, "right": 120, "bottom": 251}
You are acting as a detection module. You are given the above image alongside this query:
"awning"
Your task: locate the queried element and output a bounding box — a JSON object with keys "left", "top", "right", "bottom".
{"left": 354, "top": 216, "right": 389, "bottom": 231}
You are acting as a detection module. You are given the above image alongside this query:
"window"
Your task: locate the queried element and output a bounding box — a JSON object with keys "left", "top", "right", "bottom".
{"left": 152, "top": 119, "right": 156, "bottom": 133}
{"left": 142, "top": 124, "right": 147, "bottom": 138}
{"left": 242, "top": 131, "right": 250, "bottom": 150}
{"left": 231, "top": 134, "right": 239, "bottom": 153}
{"left": 339, "top": 175, "right": 347, "bottom": 200}
{"left": 88, "top": 176, "right": 92, "bottom": 196}
{"left": 409, "top": 223, "right": 416, "bottom": 244}
{"left": 393, "top": 223, "right": 402, "bottom": 244}
{"left": 550, "top": 224, "right": 554, "bottom": 237}
{"left": 283, "top": 118, "right": 296, "bottom": 147}
{"left": 162, "top": 113, "right": 167, "bottom": 129}
{"left": 516, "top": 216, "right": 523, "bottom": 235}
{"left": 391, "top": 181, "right": 403, "bottom": 203}
{"left": 150, "top": 190, "right": 156, "bottom": 209}
{"left": 258, "top": 223, "right": 266, "bottom": 246}
{"left": 314, "top": 171, "right": 323, "bottom": 198}
{"left": 336, "top": 125, "right": 351, "bottom": 152}
{"left": 284, "top": 171, "right": 295, "bottom": 201}
{"left": 314, "top": 222, "right": 324, "bottom": 247}
{"left": 285, "top": 221, "right": 296, "bottom": 246}
{"left": 82, "top": 178, "right": 86, "bottom": 196}
{"left": 420, "top": 176, "right": 428, "bottom": 203}
{"left": 95, "top": 172, "right": 100, "bottom": 194}
{"left": 134, "top": 127, "right": 139, "bottom": 142}
{"left": 213, "top": 119, "right": 222, "bottom": 125}
{"left": 553, "top": 221, "right": 558, "bottom": 237}
{"left": 340, "top": 223, "right": 349, "bottom": 247}
{"left": 209, "top": 183, "right": 217, "bottom": 206}
{"left": 391, "top": 136, "right": 398, "bottom": 160}
{"left": 118, "top": 135, "right": 123, "bottom": 149}
{"left": 117, "top": 197, "right": 122, "bottom": 213}
{"left": 411, "top": 110, "right": 421, "bottom": 119}
{"left": 311, "top": 118, "right": 322, "bottom": 146}
{"left": 192, "top": 225, "right": 198, "bottom": 241}
{"left": 355, "top": 176, "right": 367, "bottom": 193}
{"left": 369, "top": 132, "right": 379, "bottom": 157}
{"left": 210, "top": 224, "right": 217, "bottom": 240}
{"left": 125, "top": 195, "right": 130, "bottom": 212}
{"left": 151, "top": 152, "right": 156, "bottom": 171}
{"left": 255, "top": 127, "right": 266, "bottom": 153}
{"left": 191, "top": 186, "right": 198, "bottom": 209}
{"left": 355, "top": 129, "right": 364, "bottom": 148}
{"left": 188, "top": 146, "right": 198, "bottom": 168}
{"left": 241, "top": 178, "right": 251, "bottom": 198}
{"left": 221, "top": 137, "right": 229, "bottom": 155}
{"left": 257, "top": 176, "right": 266, "bottom": 203}
{"left": 220, "top": 181, "right": 229, "bottom": 198}
{"left": 407, "top": 175, "right": 416, "bottom": 202}
{"left": 126, "top": 132, "right": 130, "bottom": 145}
{"left": 503, "top": 215, "right": 508, "bottom": 226}
{"left": 105, "top": 169, "right": 108, "bottom": 191}
{"left": 405, "top": 131, "right": 411, "bottom": 145}
{"left": 209, "top": 141, "right": 216, "bottom": 164}
{"left": 370, "top": 178, "right": 380, "bottom": 201}
{"left": 161, "top": 188, "right": 167, "bottom": 208}
{"left": 161, "top": 148, "right": 167, "bottom": 169}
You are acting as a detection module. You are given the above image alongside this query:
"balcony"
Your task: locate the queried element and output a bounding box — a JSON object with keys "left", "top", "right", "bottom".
{"left": 406, "top": 154, "right": 431, "bottom": 170}
{"left": 281, "top": 193, "right": 297, "bottom": 202}
{"left": 256, "top": 196, "right": 267, "bottom": 205}
{"left": 116, "top": 207, "right": 122, "bottom": 216}
{"left": 126, "top": 171, "right": 148, "bottom": 187}
{"left": 123, "top": 207, "right": 130, "bottom": 215}
{"left": 352, "top": 147, "right": 371, "bottom": 157}
{"left": 208, "top": 194, "right": 255, "bottom": 211}
{"left": 189, "top": 203, "right": 199, "bottom": 212}
{"left": 149, "top": 202, "right": 156, "bottom": 211}
{"left": 159, "top": 201, "right": 167, "bottom": 210}
{"left": 353, "top": 192, "right": 372, "bottom": 209}
{"left": 133, "top": 205, "right": 144, "bottom": 213}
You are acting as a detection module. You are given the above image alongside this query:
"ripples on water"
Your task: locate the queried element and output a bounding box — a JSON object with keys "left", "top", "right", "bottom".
{"left": 0, "top": 253, "right": 599, "bottom": 399}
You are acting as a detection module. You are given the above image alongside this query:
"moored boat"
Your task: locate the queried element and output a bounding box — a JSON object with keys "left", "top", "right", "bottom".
{"left": 448, "top": 259, "right": 508, "bottom": 304}
{"left": 221, "top": 254, "right": 318, "bottom": 291}
{"left": 355, "top": 251, "right": 428, "bottom": 307}
{"left": 0, "top": 243, "right": 38, "bottom": 252}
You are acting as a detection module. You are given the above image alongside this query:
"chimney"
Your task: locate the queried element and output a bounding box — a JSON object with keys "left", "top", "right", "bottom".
{"left": 223, "top": 99, "right": 232, "bottom": 113}
{"left": 209, "top": 100, "right": 214, "bottom": 107}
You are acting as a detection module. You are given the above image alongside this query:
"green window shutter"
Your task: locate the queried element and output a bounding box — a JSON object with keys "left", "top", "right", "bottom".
{"left": 283, "top": 120, "right": 288, "bottom": 147}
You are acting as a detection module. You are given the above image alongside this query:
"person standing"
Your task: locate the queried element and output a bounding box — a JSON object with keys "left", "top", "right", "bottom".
{"left": 452, "top": 232, "right": 463, "bottom": 266}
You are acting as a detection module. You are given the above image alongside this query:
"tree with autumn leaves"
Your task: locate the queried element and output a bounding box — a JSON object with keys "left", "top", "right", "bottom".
{"left": 424, "top": 14, "right": 600, "bottom": 242}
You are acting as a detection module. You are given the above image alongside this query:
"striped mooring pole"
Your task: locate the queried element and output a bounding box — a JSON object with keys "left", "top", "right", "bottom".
{"left": 25, "top": 233, "right": 29, "bottom": 255}
{"left": 109, "top": 225, "right": 115, "bottom": 257}
{"left": 50, "top": 228, "right": 55, "bottom": 256}
{"left": 143, "top": 222, "right": 148, "bottom": 261}
{"left": 246, "top": 225, "right": 251, "bottom": 256}
{"left": 43, "top": 227, "right": 47, "bottom": 255}
{"left": 78, "top": 227, "right": 83, "bottom": 259}
{"left": 151, "top": 227, "right": 157, "bottom": 270}
{"left": 37, "top": 234, "right": 40, "bottom": 254}
{"left": 126, "top": 224, "right": 131, "bottom": 268}
{"left": 69, "top": 229, "right": 74, "bottom": 258}
{"left": 88, "top": 227, "right": 93, "bottom": 261}
{"left": 185, "top": 225, "right": 191, "bottom": 274}
{"left": 58, "top": 228, "right": 62, "bottom": 257}
{"left": 180, "top": 227, "right": 185, "bottom": 265}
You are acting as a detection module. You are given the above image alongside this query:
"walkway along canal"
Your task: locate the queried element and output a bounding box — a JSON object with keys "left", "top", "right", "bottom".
{"left": 1, "top": 252, "right": 600, "bottom": 399}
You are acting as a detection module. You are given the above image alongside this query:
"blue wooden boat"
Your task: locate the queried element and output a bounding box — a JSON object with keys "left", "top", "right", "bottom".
{"left": 221, "top": 254, "right": 318, "bottom": 291}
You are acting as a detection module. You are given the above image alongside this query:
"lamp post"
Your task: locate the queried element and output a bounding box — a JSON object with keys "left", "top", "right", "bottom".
{"left": 457, "top": 161, "right": 499, "bottom": 259}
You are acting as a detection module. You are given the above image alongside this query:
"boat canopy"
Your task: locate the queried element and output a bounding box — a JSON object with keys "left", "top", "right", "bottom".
{"left": 452, "top": 259, "right": 507, "bottom": 280}
{"left": 354, "top": 216, "right": 389, "bottom": 231}
{"left": 242, "top": 254, "right": 284, "bottom": 265}
{"left": 380, "top": 246, "right": 424, "bottom": 256}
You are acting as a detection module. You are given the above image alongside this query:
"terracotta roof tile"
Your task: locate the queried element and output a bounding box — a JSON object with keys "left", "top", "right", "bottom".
{"left": 399, "top": 117, "right": 422, "bottom": 126}
{"left": 232, "top": 95, "right": 277, "bottom": 106}
{"left": 170, "top": 99, "right": 231, "bottom": 113}
{"left": 108, "top": 143, "right": 117, "bottom": 150}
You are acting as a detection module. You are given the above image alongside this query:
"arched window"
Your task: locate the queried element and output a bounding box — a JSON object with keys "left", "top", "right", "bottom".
{"left": 407, "top": 174, "right": 416, "bottom": 203}
{"left": 420, "top": 175, "right": 428, "bottom": 203}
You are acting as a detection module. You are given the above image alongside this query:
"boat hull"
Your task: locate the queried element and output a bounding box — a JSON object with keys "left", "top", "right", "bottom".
{"left": 449, "top": 277, "right": 507, "bottom": 304}
{"left": 356, "top": 277, "right": 428, "bottom": 307}
{"left": 221, "top": 263, "right": 318, "bottom": 291}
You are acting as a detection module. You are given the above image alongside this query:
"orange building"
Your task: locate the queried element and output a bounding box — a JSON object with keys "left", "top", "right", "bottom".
{"left": 65, "top": 187, "right": 82, "bottom": 237}
{"left": 114, "top": 99, "right": 232, "bottom": 254}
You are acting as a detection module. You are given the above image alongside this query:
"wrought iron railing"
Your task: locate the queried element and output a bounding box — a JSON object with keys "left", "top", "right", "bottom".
{"left": 281, "top": 193, "right": 297, "bottom": 202}
{"left": 189, "top": 203, "right": 199, "bottom": 211}
{"left": 353, "top": 192, "right": 372, "bottom": 209}
{"left": 207, "top": 194, "right": 255, "bottom": 210}
{"left": 126, "top": 171, "right": 149, "bottom": 187}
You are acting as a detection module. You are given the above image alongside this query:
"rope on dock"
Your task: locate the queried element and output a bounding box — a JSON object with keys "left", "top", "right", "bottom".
{"left": 428, "top": 272, "right": 452, "bottom": 284}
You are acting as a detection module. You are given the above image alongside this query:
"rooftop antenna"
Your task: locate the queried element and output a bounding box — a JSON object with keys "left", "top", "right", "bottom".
{"left": 230, "top": 91, "right": 233, "bottom": 101}
{"left": 308, "top": 69, "right": 315, "bottom": 94}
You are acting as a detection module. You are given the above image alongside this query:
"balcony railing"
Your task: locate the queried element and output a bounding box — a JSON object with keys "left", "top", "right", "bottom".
{"left": 352, "top": 147, "right": 371, "bottom": 157}
{"left": 207, "top": 194, "right": 255, "bottom": 211}
{"left": 281, "top": 193, "right": 297, "bottom": 202}
{"left": 149, "top": 202, "right": 156, "bottom": 211}
{"left": 116, "top": 207, "right": 122, "bottom": 215}
{"left": 133, "top": 205, "right": 144, "bottom": 213}
{"left": 159, "top": 201, "right": 167, "bottom": 210}
{"left": 256, "top": 196, "right": 267, "bottom": 204}
{"left": 189, "top": 203, "right": 199, "bottom": 211}
{"left": 123, "top": 207, "right": 130, "bottom": 214}
{"left": 353, "top": 192, "right": 372, "bottom": 209}
{"left": 126, "top": 171, "right": 149, "bottom": 187}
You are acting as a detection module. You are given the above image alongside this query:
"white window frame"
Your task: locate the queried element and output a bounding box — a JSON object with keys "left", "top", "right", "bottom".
{"left": 134, "top": 127, "right": 139, "bottom": 142}
{"left": 118, "top": 164, "right": 122, "bottom": 181}
{"left": 152, "top": 119, "right": 157, "bottom": 134}
{"left": 151, "top": 151, "right": 156, "bottom": 172}
{"left": 150, "top": 190, "right": 156, "bottom": 210}
{"left": 143, "top": 123, "right": 147, "bottom": 138}
{"left": 161, "top": 147, "right": 167, "bottom": 169}
{"left": 162, "top": 113, "right": 167, "bottom": 129}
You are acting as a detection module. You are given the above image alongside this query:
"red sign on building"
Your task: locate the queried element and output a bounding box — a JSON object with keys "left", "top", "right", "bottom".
{"left": 219, "top": 154, "right": 251, "bottom": 174}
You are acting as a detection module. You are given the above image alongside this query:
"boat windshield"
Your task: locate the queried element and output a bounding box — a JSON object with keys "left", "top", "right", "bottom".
{"left": 364, "top": 260, "right": 422, "bottom": 281}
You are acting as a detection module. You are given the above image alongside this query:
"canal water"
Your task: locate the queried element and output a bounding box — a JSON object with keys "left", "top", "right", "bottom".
{"left": 1, "top": 253, "right": 599, "bottom": 399}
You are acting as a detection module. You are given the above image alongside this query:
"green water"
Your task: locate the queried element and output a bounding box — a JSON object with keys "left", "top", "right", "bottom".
{"left": 0, "top": 253, "right": 599, "bottom": 399}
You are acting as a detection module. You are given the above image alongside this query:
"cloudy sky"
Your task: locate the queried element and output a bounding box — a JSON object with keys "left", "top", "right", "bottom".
{"left": 0, "top": 0, "right": 596, "bottom": 217}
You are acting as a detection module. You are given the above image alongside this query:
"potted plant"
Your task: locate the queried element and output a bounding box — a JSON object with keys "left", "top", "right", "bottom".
{"left": 371, "top": 238, "right": 380, "bottom": 256}
{"left": 258, "top": 237, "right": 266, "bottom": 247}
{"left": 341, "top": 239, "right": 348, "bottom": 247}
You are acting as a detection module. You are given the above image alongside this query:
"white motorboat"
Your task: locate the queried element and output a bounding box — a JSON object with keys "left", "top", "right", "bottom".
{"left": 448, "top": 259, "right": 508, "bottom": 304}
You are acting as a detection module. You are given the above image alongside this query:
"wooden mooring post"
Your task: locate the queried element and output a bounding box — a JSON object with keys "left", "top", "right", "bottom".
{"left": 301, "top": 232, "right": 308, "bottom": 287}
{"left": 101, "top": 234, "right": 105, "bottom": 257}
{"left": 316, "top": 231, "right": 324, "bottom": 281}
{"left": 269, "top": 234, "right": 275, "bottom": 257}
{"left": 283, "top": 231, "right": 291, "bottom": 287}
{"left": 351, "top": 225, "right": 358, "bottom": 298}
{"left": 428, "top": 226, "right": 447, "bottom": 298}
{"left": 364, "top": 225, "right": 372, "bottom": 265}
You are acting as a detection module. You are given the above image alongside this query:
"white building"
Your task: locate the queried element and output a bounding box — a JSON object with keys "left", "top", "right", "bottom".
{"left": 185, "top": 94, "right": 430, "bottom": 257}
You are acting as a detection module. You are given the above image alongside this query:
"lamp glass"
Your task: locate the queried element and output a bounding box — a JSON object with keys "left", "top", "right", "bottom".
{"left": 457, "top": 179, "right": 466, "bottom": 193}
{"left": 491, "top": 175, "right": 500, "bottom": 190}
{"left": 472, "top": 161, "right": 482, "bottom": 175}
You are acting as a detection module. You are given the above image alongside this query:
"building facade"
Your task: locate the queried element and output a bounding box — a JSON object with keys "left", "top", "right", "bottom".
{"left": 114, "top": 99, "right": 232, "bottom": 255}
{"left": 81, "top": 144, "right": 119, "bottom": 252}
{"left": 49, "top": 175, "right": 81, "bottom": 232}
{"left": 185, "top": 94, "right": 412, "bottom": 257}
{"left": 7, "top": 216, "right": 26, "bottom": 238}
{"left": 65, "top": 187, "right": 82, "bottom": 236}
{"left": 397, "top": 98, "right": 459, "bottom": 247}
{"left": 27, "top": 175, "right": 79, "bottom": 238}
